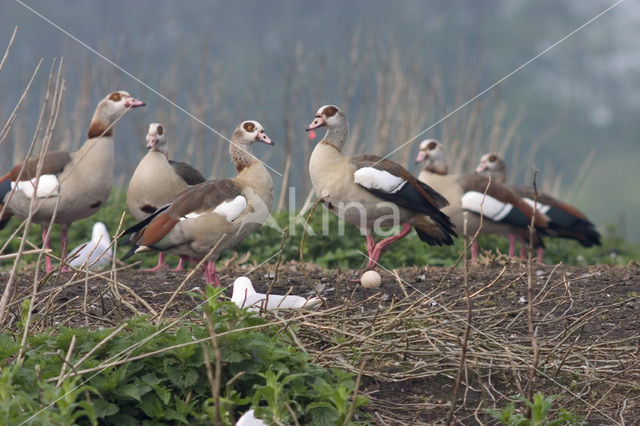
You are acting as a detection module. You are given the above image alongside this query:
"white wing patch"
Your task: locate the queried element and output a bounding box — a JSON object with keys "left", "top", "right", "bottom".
{"left": 213, "top": 195, "right": 247, "bottom": 222}
{"left": 179, "top": 195, "right": 247, "bottom": 223}
{"left": 11, "top": 175, "right": 59, "bottom": 198}
{"left": 183, "top": 212, "right": 203, "bottom": 220}
{"left": 523, "top": 198, "right": 551, "bottom": 215}
{"left": 354, "top": 167, "right": 407, "bottom": 194}
{"left": 461, "top": 191, "right": 513, "bottom": 222}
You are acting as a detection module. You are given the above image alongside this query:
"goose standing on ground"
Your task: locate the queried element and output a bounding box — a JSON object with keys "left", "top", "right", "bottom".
{"left": 0, "top": 91, "right": 145, "bottom": 272}
{"left": 126, "top": 123, "right": 206, "bottom": 271}
{"left": 306, "top": 105, "right": 456, "bottom": 270}
{"left": 121, "top": 121, "right": 274, "bottom": 286}
{"left": 476, "top": 153, "right": 601, "bottom": 259}
{"left": 416, "top": 140, "right": 549, "bottom": 262}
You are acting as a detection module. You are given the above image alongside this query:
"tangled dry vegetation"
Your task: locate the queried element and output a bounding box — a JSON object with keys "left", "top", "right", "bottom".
{"left": 3, "top": 249, "right": 640, "bottom": 424}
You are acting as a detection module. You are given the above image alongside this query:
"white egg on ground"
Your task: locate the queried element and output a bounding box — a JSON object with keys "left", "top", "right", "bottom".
{"left": 360, "top": 270, "right": 381, "bottom": 288}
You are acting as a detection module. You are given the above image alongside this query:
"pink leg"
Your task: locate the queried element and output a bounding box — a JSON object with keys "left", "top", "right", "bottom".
{"left": 169, "top": 256, "right": 186, "bottom": 272}
{"left": 536, "top": 247, "right": 544, "bottom": 264}
{"left": 508, "top": 234, "right": 516, "bottom": 257}
{"left": 368, "top": 223, "right": 412, "bottom": 269}
{"left": 42, "top": 227, "right": 53, "bottom": 273}
{"left": 145, "top": 252, "right": 168, "bottom": 272}
{"left": 365, "top": 234, "right": 376, "bottom": 268}
{"left": 519, "top": 244, "right": 527, "bottom": 259}
{"left": 201, "top": 261, "right": 220, "bottom": 286}
{"left": 471, "top": 240, "right": 479, "bottom": 263}
{"left": 60, "top": 224, "right": 71, "bottom": 272}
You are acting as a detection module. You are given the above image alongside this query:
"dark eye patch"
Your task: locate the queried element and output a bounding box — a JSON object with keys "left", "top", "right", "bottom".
{"left": 324, "top": 106, "right": 337, "bottom": 117}
{"left": 109, "top": 92, "right": 122, "bottom": 102}
{"left": 243, "top": 122, "right": 255, "bottom": 132}
{"left": 427, "top": 141, "right": 438, "bottom": 150}
{"left": 489, "top": 154, "right": 497, "bottom": 162}
{"left": 157, "top": 125, "right": 164, "bottom": 135}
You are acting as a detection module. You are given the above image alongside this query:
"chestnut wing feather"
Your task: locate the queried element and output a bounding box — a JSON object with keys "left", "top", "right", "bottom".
{"left": 125, "top": 179, "right": 243, "bottom": 247}
{"left": 1, "top": 151, "right": 71, "bottom": 182}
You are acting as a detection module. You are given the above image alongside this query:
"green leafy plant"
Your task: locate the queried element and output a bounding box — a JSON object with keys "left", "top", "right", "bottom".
{"left": 0, "top": 296, "right": 368, "bottom": 425}
{"left": 488, "top": 392, "right": 580, "bottom": 426}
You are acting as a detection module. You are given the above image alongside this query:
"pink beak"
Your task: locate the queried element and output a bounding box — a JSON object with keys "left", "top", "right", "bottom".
{"left": 305, "top": 116, "right": 326, "bottom": 132}
{"left": 476, "top": 164, "right": 486, "bottom": 173}
{"left": 415, "top": 150, "right": 428, "bottom": 163}
{"left": 257, "top": 129, "right": 273, "bottom": 145}
{"left": 146, "top": 134, "right": 157, "bottom": 150}
{"left": 125, "top": 96, "right": 145, "bottom": 108}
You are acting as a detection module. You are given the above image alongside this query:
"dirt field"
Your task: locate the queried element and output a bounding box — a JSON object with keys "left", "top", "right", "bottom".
{"left": 3, "top": 256, "right": 640, "bottom": 424}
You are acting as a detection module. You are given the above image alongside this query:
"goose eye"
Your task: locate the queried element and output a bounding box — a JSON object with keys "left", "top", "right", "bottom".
{"left": 109, "top": 92, "right": 122, "bottom": 102}
{"left": 427, "top": 141, "right": 438, "bottom": 150}
{"left": 324, "top": 106, "right": 337, "bottom": 117}
{"left": 489, "top": 154, "right": 497, "bottom": 162}
{"left": 157, "top": 125, "right": 164, "bottom": 135}
{"left": 243, "top": 122, "right": 255, "bottom": 132}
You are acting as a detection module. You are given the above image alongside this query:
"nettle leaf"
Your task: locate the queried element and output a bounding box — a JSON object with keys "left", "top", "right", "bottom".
{"left": 152, "top": 384, "right": 171, "bottom": 405}
{"left": 308, "top": 404, "right": 338, "bottom": 426}
{"left": 93, "top": 398, "right": 119, "bottom": 418}
{"left": 167, "top": 366, "right": 198, "bottom": 389}
{"left": 117, "top": 383, "right": 151, "bottom": 401}
{"left": 164, "top": 408, "right": 189, "bottom": 424}
{"left": 222, "top": 350, "right": 244, "bottom": 363}
{"left": 106, "top": 412, "right": 139, "bottom": 426}
{"left": 0, "top": 333, "right": 19, "bottom": 359}
{"left": 141, "top": 372, "right": 161, "bottom": 386}
{"left": 139, "top": 393, "right": 164, "bottom": 418}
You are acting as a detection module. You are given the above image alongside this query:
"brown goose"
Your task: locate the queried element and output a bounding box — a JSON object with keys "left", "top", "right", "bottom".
{"left": 121, "top": 121, "right": 274, "bottom": 286}
{"left": 126, "top": 123, "right": 206, "bottom": 271}
{"left": 306, "top": 105, "right": 456, "bottom": 270}
{"left": 0, "top": 91, "right": 145, "bottom": 272}
{"left": 476, "top": 153, "right": 601, "bottom": 259}
{"left": 416, "top": 140, "right": 548, "bottom": 262}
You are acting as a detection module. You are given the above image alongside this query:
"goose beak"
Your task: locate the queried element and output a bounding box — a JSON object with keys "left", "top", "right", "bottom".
{"left": 125, "top": 96, "right": 145, "bottom": 108}
{"left": 146, "top": 135, "right": 158, "bottom": 150}
{"left": 305, "top": 115, "right": 326, "bottom": 131}
{"left": 415, "top": 150, "right": 428, "bottom": 163}
{"left": 257, "top": 129, "right": 273, "bottom": 145}
{"left": 476, "top": 164, "right": 486, "bottom": 173}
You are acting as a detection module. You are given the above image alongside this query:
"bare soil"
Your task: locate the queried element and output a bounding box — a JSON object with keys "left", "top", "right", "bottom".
{"left": 3, "top": 256, "right": 640, "bottom": 424}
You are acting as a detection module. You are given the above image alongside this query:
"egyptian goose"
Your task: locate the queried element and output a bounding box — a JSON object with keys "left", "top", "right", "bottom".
{"left": 126, "top": 123, "right": 206, "bottom": 271}
{"left": 121, "top": 121, "right": 274, "bottom": 286}
{"left": 68, "top": 222, "right": 113, "bottom": 270}
{"left": 476, "top": 153, "right": 601, "bottom": 259}
{"left": 306, "top": 105, "right": 456, "bottom": 270}
{"left": 416, "top": 140, "right": 548, "bottom": 262}
{"left": 0, "top": 91, "right": 145, "bottom": 272}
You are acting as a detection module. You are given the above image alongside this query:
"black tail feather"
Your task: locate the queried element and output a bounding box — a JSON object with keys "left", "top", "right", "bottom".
{"left": 415, "top": 227, "right": 455, "bottom": 246}
{"left": 0, "top": 180, "right": 11, "bottom": 229}
{"left": 0, "top": 209, "right": 10, "bottom": 230}
{"left": 547, "top": 220, "right": 601, "bottom": 247}
{"left": 121, "top": 244, "right": 140, "bottom": 262}
{"left": 121, "top": 204, "right": 170, "bottom": 238}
